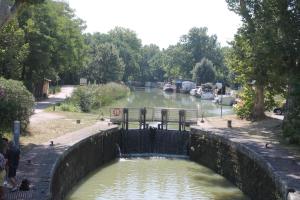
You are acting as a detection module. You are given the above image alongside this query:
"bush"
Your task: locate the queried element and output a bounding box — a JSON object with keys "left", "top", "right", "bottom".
{"left": 64, "top": 82, "right": 129, "bottom": 113}
{"left": 0, "top": 77, "right": 35, "bottom": 131}
{"left": 233, "top": 86, "right": 255, "bottom": 120}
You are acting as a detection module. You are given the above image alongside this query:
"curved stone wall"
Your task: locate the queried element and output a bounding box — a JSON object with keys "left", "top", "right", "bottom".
{"left": 50, "top": 128, "right": 121, "bottom": 200}
{"left": 190, "top": 128, "right": 288, "bottom": 200}
{"left": 49, "top": 127, "right": 295, "bottom": 200}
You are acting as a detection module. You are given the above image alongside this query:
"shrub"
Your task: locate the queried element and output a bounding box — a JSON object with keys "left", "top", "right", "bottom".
{"left": 59, "top": 103, "right": 80, "bottom": 112}
{"left": 0, "top": 77, "right": 35, "bottom": 132}
{"left": 233, "top": 86, "right": 255, "bottom": 120}
{"left": 65, "top": 82, "right": 129, "bottom": 113}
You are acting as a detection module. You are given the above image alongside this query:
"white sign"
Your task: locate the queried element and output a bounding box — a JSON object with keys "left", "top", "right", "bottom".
{"left": 80, "top": 78, "right": 87, "bottom": 85}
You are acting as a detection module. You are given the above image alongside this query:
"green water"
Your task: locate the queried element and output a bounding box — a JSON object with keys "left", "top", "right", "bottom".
{"left": 103, "top": 88, "right": 233, "bottom": 117}
{"left": 66, "top": 158, "right": 248, "bottom": 200}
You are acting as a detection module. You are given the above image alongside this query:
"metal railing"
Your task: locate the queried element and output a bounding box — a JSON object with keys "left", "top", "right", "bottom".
{"left": 109, "top": 107, "right": 198, "bottom": 131}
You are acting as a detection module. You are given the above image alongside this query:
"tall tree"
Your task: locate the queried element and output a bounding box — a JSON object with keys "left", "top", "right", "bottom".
{"left": 108, "top": 27, "right": 142, "bottom": 81}
{"left": 226, "top": 0, "right": 285, "bottom": 120}
{"left": 87, "top": 43, "right": 124, "bottom": 83}
{"left": 0, "top": 18, "right": 29, "bottom": 80}
{"left": 16, "top": 0, "right": 86, "bottom": 96}
{"left": 0, "top": 0, "right": 44, "bottom": 28}
{"left": 192, "top": 58, "right": 216, "bottom": 84}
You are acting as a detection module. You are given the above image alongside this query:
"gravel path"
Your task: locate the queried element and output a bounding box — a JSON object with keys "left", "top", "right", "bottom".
{"left": 30, "top": 85, "right": 75, "bottom": 123}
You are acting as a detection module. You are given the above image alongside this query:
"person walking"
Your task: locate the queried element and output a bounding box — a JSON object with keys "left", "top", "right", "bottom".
{"left": 7, "top": 141, "right": 20, "bottom": 192}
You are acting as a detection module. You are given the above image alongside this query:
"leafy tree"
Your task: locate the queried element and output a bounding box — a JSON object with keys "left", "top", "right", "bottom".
{"left": 87, "top": 43, "right": 124, "bottom": 83}
{"left": 0, "top": 18, "right": 29, "bottom": 80}
{"left": 180, "top": 27, "right": 227, "bottom": 80}
{"left": 16, "top": 0, "right": 86, "bottom": 96}
{"left": 139, "top": 44, "right": 161, "bottom": 82}
{"left": 108, "top": 27, "right": 142, "bottom": 81}
{"left": 192, "top": 58, "right": 216, "bottom": 84}
{"left": 225, "top": 0, "right": 286, "bottom": 120}
{"left": 0, "top": 0, "right": 44, "bottom": 28}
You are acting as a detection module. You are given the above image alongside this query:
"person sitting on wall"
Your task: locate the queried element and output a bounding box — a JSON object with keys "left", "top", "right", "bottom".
{"left": 6, "top": 141, "right": 20, "bottom": 192}
{"left": 0, "top": 146, "right": 7, "bottom": 200}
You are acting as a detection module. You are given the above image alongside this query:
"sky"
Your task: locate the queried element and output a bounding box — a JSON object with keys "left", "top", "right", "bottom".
{"left": 67, "top": 0, "right": 241, "bottom": 49}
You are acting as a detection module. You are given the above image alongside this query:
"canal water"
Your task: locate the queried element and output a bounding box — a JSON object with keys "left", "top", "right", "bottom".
{"left": 106, "top": 88, "right": 233, "bottom": 117}
{"left": 66, "top": 158, "right": 248, "bottom": 200}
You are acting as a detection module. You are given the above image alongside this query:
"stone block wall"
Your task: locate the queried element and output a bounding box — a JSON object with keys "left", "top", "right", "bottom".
{"left": 50, "top": 128, "right": 121, "bottom": 200}
{"left": 190, "top": 128, "right": 285, "bottom": 200}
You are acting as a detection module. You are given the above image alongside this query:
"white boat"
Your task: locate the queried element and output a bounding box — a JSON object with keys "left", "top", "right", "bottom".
{"left": 213, "top": 95, "right": 236, "bottom": 106}
{"left": 189, "top": 88, "right": 197, "bottom": 96}
{"left": 199, "top": 91, "right": 215, "bottom": 100}
{"left": 196, "top": 83, "right": 215, "bottom": 100}
{"left": 163, "top": 83, "right": 176, "bottom": 92}
{"left": 181, "top": 81, "right": 196, "bottom": 93}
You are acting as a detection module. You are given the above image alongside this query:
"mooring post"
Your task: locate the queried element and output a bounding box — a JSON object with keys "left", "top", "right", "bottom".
{"left": 179, "top": 110, "right": 186, "bottom": 131}
{"left": 122, "top": 108, "right": 129, "bottom": 131}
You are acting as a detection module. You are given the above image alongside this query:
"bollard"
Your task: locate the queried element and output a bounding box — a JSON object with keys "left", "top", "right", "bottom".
{"left": 227, "top": 120, "right": 232, "bottom": 128}
{"left": 13, "top": 121, "right": 20, "bottom": 149}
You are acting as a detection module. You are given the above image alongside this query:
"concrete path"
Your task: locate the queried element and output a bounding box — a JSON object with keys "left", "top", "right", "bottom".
{"left": 4, "top": 121, "right": 116, "bottom": 200}
{"left": 30, "top": 85, "right": 75, "bottom": 124}
{"left": 34, "top": 85, "right": 75, "bottom": 114}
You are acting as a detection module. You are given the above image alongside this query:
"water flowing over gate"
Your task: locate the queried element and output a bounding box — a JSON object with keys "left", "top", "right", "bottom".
{"left": 109, "top": 107, "right": 199, "bottom": 131}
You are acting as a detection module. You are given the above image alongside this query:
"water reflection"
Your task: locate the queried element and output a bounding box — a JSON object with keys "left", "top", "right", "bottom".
{"left": 108, "top": 88, "right": 233, "bottom": 117}
{"left": 66, "top": 158, "right": 248, "bottom": 200}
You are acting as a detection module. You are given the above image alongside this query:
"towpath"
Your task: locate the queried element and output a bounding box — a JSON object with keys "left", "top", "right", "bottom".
{"left": 30, "top": 85, "right": 75, "bottom": 123}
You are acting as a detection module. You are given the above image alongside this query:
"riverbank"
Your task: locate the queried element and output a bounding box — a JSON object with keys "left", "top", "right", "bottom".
{"left": 4, "top": 113, "right": 300, "bottom": 199}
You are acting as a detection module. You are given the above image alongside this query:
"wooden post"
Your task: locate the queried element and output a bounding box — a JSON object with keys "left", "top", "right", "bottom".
{"left": 227, "top": 120, "right": 232, "bottom": 128}
{"left": 122, "top": 108, "right": 129, "bottom": 131}
{"left": 13, "top": 121, "right": 20, "bottom": 149}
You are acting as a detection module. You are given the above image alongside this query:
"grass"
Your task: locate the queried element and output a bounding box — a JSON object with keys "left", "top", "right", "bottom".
{"left": 20, "top": 111, "right": 99, "bottom": 153}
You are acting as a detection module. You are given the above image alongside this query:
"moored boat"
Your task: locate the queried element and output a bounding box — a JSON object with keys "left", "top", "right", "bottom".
{"left": 163, "top": 83, "right": 176, "bottom": 92}
{"left": 213, "top": 95, "right": 236, "bottom": 106}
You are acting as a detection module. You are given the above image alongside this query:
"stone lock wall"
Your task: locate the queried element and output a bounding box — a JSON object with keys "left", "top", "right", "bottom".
{"left": 190, "top": 128, "right": 285, "bottom": 200}
{"left": 50, "top": 128, "right": 121, "bottom": 200}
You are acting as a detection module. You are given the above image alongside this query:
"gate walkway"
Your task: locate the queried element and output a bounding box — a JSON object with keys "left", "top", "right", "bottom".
{"left": 110, "top": 107, "right": 199, "bottom": 130}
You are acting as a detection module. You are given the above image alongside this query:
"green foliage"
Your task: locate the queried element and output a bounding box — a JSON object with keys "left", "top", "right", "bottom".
{"left": 0, "top": 77, "right": 34, "bottom": 131}
{"left": 233, "top": 86, "right": 255, "bottom": 120}
{"left": 192, "top": 58, "right": 216, "bottom": 84}
{"left": 85, "top": 43, "right": 124, "bottom": 83}
{"left": 60, "top": 83, "right": 129, "bottom": 113}
{"left": 0, "top": 19, "right": 29, "bottom": 80}
{"left": 15, "top": 0, "right": 87, "bottom": 96}
{"left": 49, "top": 86, "right": 61, "bottom": 94}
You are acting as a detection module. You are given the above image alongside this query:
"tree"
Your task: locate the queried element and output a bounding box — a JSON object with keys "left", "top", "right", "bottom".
{"left": 0, "top": 0, "right": 44, "bottom": 28}
{"left": 87, "top": 43, "right": 124, "bottom": 83}
{"left": 180, "top": 27, "right": 227, "bottom": 79}
{"left": 139, "top": 44, "right": 161, "bottom": 82}
{"left": 192, "top": 58, "right": 216, "bottom": 84}
{"left": 225, "top": 0, "right": 286, "bottom": 120}
{"left": 0, "top": 18, "right": 29, "bottom": 80}
{"left": 15, "top": 0, "right": 87, "bottom": 96}
{"left": 108, "top": 27, "right": 142, "bottom": 81}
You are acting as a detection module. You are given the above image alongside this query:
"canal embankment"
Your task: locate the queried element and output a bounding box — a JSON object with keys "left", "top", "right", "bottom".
{"left": 6, "top": 119, "right": 300, "bottom": 200}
